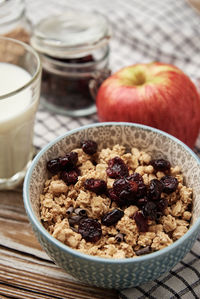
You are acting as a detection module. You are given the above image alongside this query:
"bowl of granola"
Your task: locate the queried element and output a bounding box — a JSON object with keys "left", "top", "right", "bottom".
{"left": 23, "top": 122, "right": 200, "bottom": 289}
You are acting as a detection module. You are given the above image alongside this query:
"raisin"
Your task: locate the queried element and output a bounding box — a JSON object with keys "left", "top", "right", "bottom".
{"left": 106, "top": 157, "right": 129, "bottom": 178}
{"left": 60, "top": 152, "right": 78, "bottom": 170}
{"left": 102, "top": 209, "right": 124, "bottom": 226}
{"left": 133, "top": 211, "right": 148, "bottom": 232}
{"left": 78, "top": 218, "right": 102, "bottom": 242}
{"left": 142, "top": 201, "right": 158, "bottom": 220}
{"left": 150, "top": 159, "right": 171, "bottom": 172}
{"left": 148, "top": 179, "right": 163, "bottom": 200}
{"left": 160, "top": 175, "right": 178, "bottom": 194}
{"left": 84, "top": 178, "right": 107, "bottom": 194}
{"left": 61, "top": 169, "right": 79, "bottom": 185}
{"left": 47, "top": 158, "right": 61, "bottom": 174}
{"left": 81, "top": 140, "right": 97, "bottom": 155}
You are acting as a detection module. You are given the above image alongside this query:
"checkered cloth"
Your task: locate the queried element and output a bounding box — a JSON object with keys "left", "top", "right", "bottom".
{"left": 26, "top": 0, "right": 200, "bottom": 297}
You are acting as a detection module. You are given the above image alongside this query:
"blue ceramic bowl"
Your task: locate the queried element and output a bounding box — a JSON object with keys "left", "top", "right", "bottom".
{"left": 23, "top": 122, "right": 200, "bottom": 289}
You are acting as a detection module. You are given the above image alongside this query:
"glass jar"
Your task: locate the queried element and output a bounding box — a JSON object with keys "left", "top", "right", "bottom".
{"left": 30, "top": 10, "right": 111, "bottom": 117}
{"left": 0, "top": 0, "right": 31, "bottom": 44}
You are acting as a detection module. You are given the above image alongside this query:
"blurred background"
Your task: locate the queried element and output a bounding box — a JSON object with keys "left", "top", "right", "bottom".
{"left": 26, "top": 0, "right": 200, "bottom": 76}
{"left": 21, "top": 0, "right": 200, "bottom": 150}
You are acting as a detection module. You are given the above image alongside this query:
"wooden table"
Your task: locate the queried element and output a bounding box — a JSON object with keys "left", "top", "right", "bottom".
{"left": 0, "top": 190, "right": 119, "bottom": 299}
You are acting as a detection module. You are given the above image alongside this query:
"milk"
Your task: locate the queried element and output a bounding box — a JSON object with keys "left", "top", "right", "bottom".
{"left": 0, "top": 63, "right": 38, "bottom": 180}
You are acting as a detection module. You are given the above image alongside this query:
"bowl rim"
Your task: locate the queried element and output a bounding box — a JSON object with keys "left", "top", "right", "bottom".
{"left": 23, "top": 122, "right": 200, "bottom": 264}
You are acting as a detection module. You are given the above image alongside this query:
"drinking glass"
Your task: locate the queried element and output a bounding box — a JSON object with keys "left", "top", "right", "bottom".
{"left": 0, "top": 37, "right": 41, "bottom": 189}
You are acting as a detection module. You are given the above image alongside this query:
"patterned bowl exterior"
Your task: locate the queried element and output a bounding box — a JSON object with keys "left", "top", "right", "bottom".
{"left": 23, "top": 122, "right": 200, "bottom": 289}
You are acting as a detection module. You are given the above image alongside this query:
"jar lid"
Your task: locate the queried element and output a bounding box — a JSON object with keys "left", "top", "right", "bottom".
{"left": 31, "top": 10, "right": 111, "bottom": 58}
{"left": 0, "top": 0, "right": 25, "bottom": 27}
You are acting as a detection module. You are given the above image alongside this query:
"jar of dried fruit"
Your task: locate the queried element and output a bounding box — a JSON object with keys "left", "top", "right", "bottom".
{"left": 0, "top": 0, "right": 31, "bottom": 44}
{"left": 30, "top": 10, "right": 111, "bottom": 117}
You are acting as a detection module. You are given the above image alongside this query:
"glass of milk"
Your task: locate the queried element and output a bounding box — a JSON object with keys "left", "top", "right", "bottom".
{"left": 0, "top": 37, "right": 42, "bottom": 189}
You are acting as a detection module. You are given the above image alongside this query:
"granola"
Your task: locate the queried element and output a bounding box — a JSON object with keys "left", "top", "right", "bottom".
{"left": 40, "top": 141, "right": 193, "bottom": 258}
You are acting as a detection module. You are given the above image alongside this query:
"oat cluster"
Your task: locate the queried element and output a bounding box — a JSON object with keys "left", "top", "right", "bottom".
{"left": 40, "top": 143, "right": 192, "bottom": 259}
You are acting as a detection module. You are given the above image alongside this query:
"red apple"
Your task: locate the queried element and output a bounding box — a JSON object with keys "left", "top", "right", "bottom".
{"left": 96, "top": 62, "right": 200, "bottom": 148}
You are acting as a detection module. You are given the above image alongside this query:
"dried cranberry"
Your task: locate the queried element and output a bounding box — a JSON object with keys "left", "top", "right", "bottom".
{"left": 114, "top": 177, "right": 138, "bottom": 196}
{"left": 81, "top": 140, "right": 97, "bottom": 155}
{"left": 113, "top": 178, "right": 129, "bottom": 196}
{"left": 61, "top": 169, "right": 79, "bottom": 185}
{"left": 120, "top": 189, "right": 134, "bottom": 201}
{"left": 133, "top": 211, "right": 148, "bottom": 232}
{"left": 107, "top": 188, "right": 125, "bottom": 207}
{"left": 128, "top": 180, "right": 139, "bottom": 193}
{"left": 126, "top": 173, "right": 147, "bottom": 198}
{"left": 57, "top": 55, "right": 94, "bottom": 64}
{"left": 78, "top": 218, "right": 102, "bottom": 242}
{"left": 79, "top": 55, "right": 94, "bottom": 63}
{"left": 157, "top": 197, "right": 168, "bottom": 212}
{"left": 142, "top": 201, "right": 158, "bottom": 220}
{"left": 160, "top": 175, "right": 178, "bottom": 194}
{"left": 113, "top": 177, "right": 138, "bottom": 205}
{"left": 108, "top": 188, "right": 118, "bottom": 201}
{"left": 70, "top": 152, "right": 78, "bottom": 164}
{"left": 60, "top": 152, "right": 78, "bottom": 170}
{"left": 137, "top": 197, "right": 148, "bottom": 207}
{"left": 106, "top": 157, "right": 129, "bottom": 178}
{"left": 47, "top": 158, "right": 61, "bottom": 174}
{"left": 148, "top": 179, "right": 163, "bottom": 200}
{"left": 107, "top": 188, "right": 120, "bottom": 201}
{"left": 84, "top": 178, "right": 107, "bottom": 194}
{"left": 150, "top": 159, "right": 171, "bottom": 172}
{"left": 101, "top": 209, "right": 124, "bottom": 226}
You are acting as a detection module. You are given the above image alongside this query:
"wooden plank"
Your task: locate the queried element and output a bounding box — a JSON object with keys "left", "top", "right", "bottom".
{"left": 0, "top": 247, "right": 76, "bottom": 282}
{"left": 0, "top": 191, "right": 119, "bottom": 299}
{"left": 0, "top": 217, "right": 49, "bottom": 260}
{"left": 0, "top": 295, "right": 7, "bottom": 299}
{"left": 0, "top": 284, "right": 50, "bottom": 299}
{"left": 0, "top": 190, "right": 50, "bottom": 260}
{"left": 0, "top": 249, "right": 118, "bottom": 299}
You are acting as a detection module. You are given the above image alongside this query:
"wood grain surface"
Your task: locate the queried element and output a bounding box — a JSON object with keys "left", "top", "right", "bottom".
{"left": 0, "top": 191, "right": 119, "bottom": 299}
